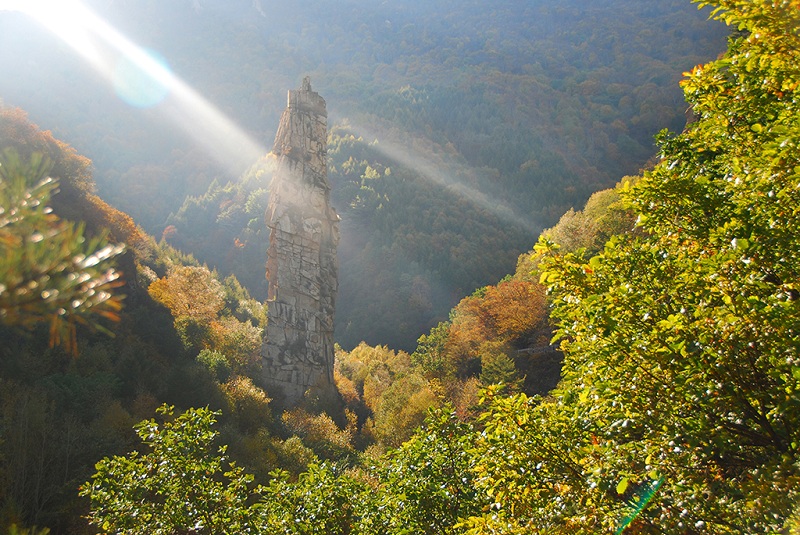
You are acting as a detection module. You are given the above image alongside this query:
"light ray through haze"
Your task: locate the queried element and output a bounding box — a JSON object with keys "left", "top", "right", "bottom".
{"left": 1, "top": 0, "right": 267, "bottom": 176}
{"left": 3, "top": 0, "right": 539, "bottom": 241}
{"left": 338, "top": 118, "right": 540, "bottom": 236}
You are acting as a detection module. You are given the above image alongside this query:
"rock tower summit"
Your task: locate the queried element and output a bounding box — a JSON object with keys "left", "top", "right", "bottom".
{"left": 263, "top": 77, "right": 339, "bottom": 406}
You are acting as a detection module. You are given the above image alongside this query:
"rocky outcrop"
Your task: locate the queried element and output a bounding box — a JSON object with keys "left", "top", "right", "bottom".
{"left": 262, "top": 78, "right": 339, "bottom": 406}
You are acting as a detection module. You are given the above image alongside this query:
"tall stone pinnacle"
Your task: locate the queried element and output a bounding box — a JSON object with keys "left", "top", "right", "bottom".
{"left": 262, "top": 77, "right": 340, "bottom": 406}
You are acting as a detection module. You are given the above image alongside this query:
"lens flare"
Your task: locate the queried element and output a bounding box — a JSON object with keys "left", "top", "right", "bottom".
{"left": 112, "top": 48, "right": 172, "bottom": 108}
{"left": 616, "top": 475, "right": 665, "bottom": 534}
{"left": 1, "top": 0, "right": 267, "bottom": 175}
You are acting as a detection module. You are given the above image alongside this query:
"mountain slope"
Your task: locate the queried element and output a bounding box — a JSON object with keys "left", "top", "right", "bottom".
{"left": 0, "top": 0, "right": 729, "bottom": 349}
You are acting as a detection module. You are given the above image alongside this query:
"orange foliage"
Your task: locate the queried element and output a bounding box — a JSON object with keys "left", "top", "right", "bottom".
{"left": 446, "top": 279, "right": 546, "bottom": 365}
{"left": 483, "top": 279, "right": 546, "bottom": 337}
{"left": 0, "top": 106, "right": 93, "bottom": 193}
{"left": 162, "top": 225, "right": 178, "bottom": 242}
{"left": 334, "top": 369, "right": 360, "bottom": 406}
{"left": 84, "top": 193, "right": 149, "bottom": 249}
{"left": 147, "top": 266, "right": 224, "bottom": 321}
{"left": 449, "top": 377, "right": 481, "bottom": 421}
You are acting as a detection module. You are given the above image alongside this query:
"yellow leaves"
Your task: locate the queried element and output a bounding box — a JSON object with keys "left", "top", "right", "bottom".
{"left": 369, "top": 373, "right": 438, "bottom": 448}
{"left": 681, "top": 63, "right": 704, "bottom": 81}
{"left": 533, "top": 237, "right": 559, "bottom": 255}
{"left": 221, "top": 376, "right": 272, "bottom": 432}
{"left": 212, "top": 316, "right": 262, "bottom": 369}
{"left": 147, "top": 265, "right": 224, "bottom": 321}
{"left": 334, "top": 368, "right": 360, "bottom": 405}
{"left": 147, "top": 277, "right": 174, "bottom": 313}
{"left": 281, "top": 408, "right": 354, "bottom": 459}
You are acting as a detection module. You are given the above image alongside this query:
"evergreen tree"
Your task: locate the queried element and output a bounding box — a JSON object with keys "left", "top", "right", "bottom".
{"left": 0, "top": 149, "right": 124, "bottom": 353}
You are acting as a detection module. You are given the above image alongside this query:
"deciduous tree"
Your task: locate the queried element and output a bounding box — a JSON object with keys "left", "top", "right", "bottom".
{"left": 82, "top": 405, "right": 264, "bottom": 535}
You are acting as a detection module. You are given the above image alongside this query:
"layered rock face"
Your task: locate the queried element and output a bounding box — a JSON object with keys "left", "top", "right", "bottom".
{"left": 262, "top": 78, "right": 339, "bottom": 406}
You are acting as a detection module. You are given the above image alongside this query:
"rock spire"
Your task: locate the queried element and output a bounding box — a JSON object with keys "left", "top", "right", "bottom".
{"left": 262, "top": 78, "right": 339, "bottom": 406}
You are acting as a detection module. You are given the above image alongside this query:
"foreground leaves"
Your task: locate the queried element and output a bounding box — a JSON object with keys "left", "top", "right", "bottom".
{"left": 82, "top": 1, "right": 800, "bottom": 533}
{"left": 526, "top": 0, "right": 800, "bottom": 531}
{"left": 82, "top": 405, "right": 264, "bottom": 535}
{"left": 0, "top": 149, "right": 124, "bottom": 353}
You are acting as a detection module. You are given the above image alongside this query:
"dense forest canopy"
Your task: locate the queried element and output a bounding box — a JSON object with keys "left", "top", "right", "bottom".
{"left": 83, "top": 0, "right": 800, "bottom": 530}
{"left": 0, "top": 0, "right": 728, "bottom": 349}
{"left": 2, "top": 0, "right": 800, "bottom": 533}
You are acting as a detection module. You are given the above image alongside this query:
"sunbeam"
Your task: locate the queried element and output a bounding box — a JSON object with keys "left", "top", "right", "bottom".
{"left": 340, "top": 119, "right": 540, "bottom": 236}
{"left": 3, "top": 1, "right": 95, "bottom": 57}
{"left": 1, "top": 0, "right": 267, "bottom": 176}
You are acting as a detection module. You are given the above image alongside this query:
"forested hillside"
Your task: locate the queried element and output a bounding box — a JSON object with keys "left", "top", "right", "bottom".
{"left": 2, "top": 0, "right": 800, "bottom": 533}
{"left": 0, "top": 109, "right": 295, "bottom": 533}
{"left": 0, "top": 0, "right": 728, "bottom": 349}
{"left": 81, "top": 1, "right": 800, "bottom": 532}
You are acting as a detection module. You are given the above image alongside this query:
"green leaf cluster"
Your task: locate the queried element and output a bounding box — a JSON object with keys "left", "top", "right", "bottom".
{"left": 81, "top": 405, "right": 264, "bottom": 535}
{"left": 515, "top": 0, "right": 800, "bottom": 531}
{"left": 371, "top": 407, "right": 484, "bottom": 534}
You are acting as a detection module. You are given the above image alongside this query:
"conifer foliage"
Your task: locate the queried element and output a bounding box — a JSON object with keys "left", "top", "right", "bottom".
{"left": 0, "top": 149, "right": 123, "bottom": 353}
